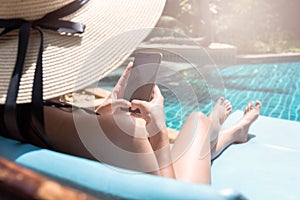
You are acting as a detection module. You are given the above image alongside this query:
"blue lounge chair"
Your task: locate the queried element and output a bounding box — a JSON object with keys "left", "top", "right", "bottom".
{"left": 0, "top": 136, "right": 241, "bottom": 199}
{"left": 1, "top": 110, "right": 299, "bottom": 199}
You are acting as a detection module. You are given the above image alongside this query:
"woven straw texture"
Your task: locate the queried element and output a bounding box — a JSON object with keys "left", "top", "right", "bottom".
{"left": 0, "top": 0, "right": 165, "bottom": 103}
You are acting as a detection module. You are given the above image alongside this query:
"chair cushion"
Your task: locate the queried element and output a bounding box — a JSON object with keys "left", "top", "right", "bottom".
{"left": 0, "top": 136, "right": 239, "bottom": 199}
{"left": 211, "top": 111, "right": 300, "bottom": 200}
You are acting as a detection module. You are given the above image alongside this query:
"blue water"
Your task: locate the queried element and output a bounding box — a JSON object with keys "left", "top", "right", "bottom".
{"left": 99, "top": 62, "right": 300, "bottom": 131}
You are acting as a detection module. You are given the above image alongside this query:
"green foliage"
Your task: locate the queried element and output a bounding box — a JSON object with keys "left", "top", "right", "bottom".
{"left": 158, "top": 0, "right": 299, "bottom": 53}
{"left": 286, "top": 40, "right": 300, "bottom": 53}
{"left": 160, "top": 0, "right": 204, "bottom": 37}
{"left": 211, "top": 0, "right": 289, "bottom": 53}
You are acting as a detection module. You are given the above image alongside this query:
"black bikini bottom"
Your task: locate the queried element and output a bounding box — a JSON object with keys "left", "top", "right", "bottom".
{"left": 0, "top": 101, "right": 98, "bottom": 148}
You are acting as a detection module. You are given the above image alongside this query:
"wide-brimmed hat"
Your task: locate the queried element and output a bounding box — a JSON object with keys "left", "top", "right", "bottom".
{"left": 0, "top": 0, "right": 166, "bottom": 104}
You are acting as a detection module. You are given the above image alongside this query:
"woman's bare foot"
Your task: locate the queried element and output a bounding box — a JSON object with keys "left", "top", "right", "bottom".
{"left": 210, "top": 101, "right": 261, "bottom": 160}
{"left": 208, "top": 97, "right": 232, "bottom": 141}
{"left": 234, "top": 101, "right": 261, "bottom": 143}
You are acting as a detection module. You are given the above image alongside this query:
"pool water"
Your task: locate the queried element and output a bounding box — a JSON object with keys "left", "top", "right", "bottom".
{"left": 99, "top": 62, "right": 300, "bottom": 131}
{"left": 220, "top": 62, "right": 300, "bottom": 121}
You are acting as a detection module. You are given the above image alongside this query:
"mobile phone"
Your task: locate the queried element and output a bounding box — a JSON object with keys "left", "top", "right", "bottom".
{"left": 122, "top": 52, "right": 162, "bottom": 113}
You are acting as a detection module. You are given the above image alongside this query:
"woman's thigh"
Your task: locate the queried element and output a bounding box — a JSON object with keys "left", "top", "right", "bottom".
{"left": 45, "top": 107, "right": 158, "bottom": 172}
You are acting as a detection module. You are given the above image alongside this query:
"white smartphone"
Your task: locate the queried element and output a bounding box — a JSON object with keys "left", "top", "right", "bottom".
{"left": 122, "top": 52, "right": 162, "bottom": 113}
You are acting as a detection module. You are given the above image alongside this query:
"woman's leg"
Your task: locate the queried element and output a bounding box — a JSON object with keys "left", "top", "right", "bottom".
{"left": 171, "top": 98, "right": 231, "bottom": 184}
{"left": 210, "top": 101, "right": 261, "bottom": 160}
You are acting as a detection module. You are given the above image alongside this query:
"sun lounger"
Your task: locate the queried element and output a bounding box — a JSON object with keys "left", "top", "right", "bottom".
{"left": 0, "top": 136, "right": 241, "bottom": 199}
{"left": 1, "top": 110, "right": 298, "bottom": 199}
{"left": 212, "top": 110, "right": 300, "bottom": 199}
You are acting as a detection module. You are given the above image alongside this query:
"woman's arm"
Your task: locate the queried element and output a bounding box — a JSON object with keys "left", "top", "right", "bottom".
{"left": 95, "top": 63, "right": 175, "bottom": 177}
{"left": 148, "top": 126, "right": 175, "bottom": 178}
{"left": 130, "top": 86, "right": 176, "bottom": 178}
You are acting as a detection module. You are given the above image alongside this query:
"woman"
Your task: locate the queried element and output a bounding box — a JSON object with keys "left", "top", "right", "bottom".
{"left": 43, "top": 62, "right": 261, "bottom": 184}
{"left": 0, "top": 0, "right": 261, "bottom": 184}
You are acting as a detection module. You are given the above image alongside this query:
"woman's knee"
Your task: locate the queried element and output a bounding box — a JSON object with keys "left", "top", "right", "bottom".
{"left": 189, "top": 112, "right": 207, "bottom": 121}
{"left": 186, "top": 112, "right": 210, "bottom": 136}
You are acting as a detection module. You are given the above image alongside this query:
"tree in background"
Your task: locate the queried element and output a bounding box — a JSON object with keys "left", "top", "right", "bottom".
{"left": 152, "top": 0, "right": 213, "bottom": 46}
{"left": 154, "top": 0, "right": 299, "bottom": 53}
{"left": 211, "top": 0, "right": 290, "bottom": 53}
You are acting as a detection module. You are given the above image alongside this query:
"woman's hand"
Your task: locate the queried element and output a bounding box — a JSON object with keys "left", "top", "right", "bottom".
{"left": 96, "top": 62, "right": 133, "bottom": 115}
{"left": 130, "top": 85, "right": 164, "bottom": 125}
{"left": 110, "top": 62, "right": 133, "bottom": 99}
{"left": 95, "top": 98, "right": 130, "bottom": 115}
{"left": 130, "top": 85, "right": 168, "bottom": 143}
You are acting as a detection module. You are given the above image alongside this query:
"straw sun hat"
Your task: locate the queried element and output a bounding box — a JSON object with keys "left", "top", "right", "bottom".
{"left": 0, "top": 0, "right": 166, "bottom": 104}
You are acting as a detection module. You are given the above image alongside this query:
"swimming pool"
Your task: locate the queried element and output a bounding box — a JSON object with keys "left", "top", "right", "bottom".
{"left": 98, "top": 62, "right": 300, "bottom": 131}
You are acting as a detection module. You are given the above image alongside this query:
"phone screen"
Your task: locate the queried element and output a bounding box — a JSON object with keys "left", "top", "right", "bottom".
{"left": 123, "top": 52, "right": 162, "bottom": 112}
